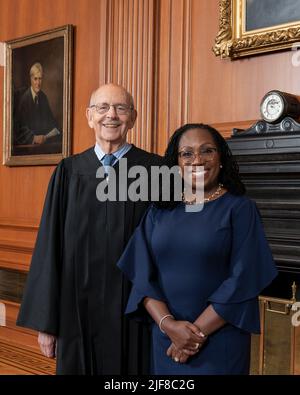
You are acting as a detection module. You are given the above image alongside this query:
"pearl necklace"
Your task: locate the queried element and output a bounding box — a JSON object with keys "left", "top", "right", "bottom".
{"left": 182, "top": 183, "right": 224, "bottom": 205}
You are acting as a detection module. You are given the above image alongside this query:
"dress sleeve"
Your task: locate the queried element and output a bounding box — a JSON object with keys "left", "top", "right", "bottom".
{"left": 208, "top": 198, "right": 278, "bottom": 333}
{"left": 117, "top": 206, "right": 166, "bottom": 319}
{"left": 17, "top": 161, "right": 68, "bottom": 335}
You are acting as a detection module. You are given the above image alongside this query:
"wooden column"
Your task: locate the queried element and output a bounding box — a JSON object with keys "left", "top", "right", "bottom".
{"left": 99, "top": 0, "right": 159, "bottom": 152}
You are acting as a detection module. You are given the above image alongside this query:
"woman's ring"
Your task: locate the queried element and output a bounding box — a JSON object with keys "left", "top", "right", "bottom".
{"left": 194, "top": 343, "right": 200, "bottom": 350}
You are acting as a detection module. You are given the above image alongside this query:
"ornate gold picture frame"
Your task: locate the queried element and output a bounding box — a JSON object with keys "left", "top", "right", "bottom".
{"left": 3, "top": 25, "right": 73, "bottom": 166}
{"left": 213, "top": 0, "right": 300, "bottom": 59}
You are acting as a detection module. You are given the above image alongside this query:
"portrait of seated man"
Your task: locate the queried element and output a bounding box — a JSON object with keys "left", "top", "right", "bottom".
{"left": 14, "top": 62, "right": 61, "bottom": 148}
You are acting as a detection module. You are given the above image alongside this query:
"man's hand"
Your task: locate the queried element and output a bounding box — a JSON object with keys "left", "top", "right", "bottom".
{"left": 33, "top": 135, "right": 46, "bottom": 144}
{"left": 38, "top": 332, "right": 56, "bottom": 358}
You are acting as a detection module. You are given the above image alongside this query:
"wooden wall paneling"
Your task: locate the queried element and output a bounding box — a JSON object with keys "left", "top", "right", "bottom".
{"left": 0, "top": 299, "right": 42, "bottom": 351}
{"left": 0, "top": 0, "right": 298, "bottom": 268}
{"left": 0, "top": 0, "right": 103, "bottom": 351}
{"left": 189, "top": 0, "right": 235, "bottom": 126}
{"left": 156, "top": 0, "right": 171, "bottom": 154}
{"left": 1, "top": 0, "right": 300, "bottom": 234}
{"left": 156, "top": 0, "right": 300, "bottom": 149}
{"left": 188, "top": 0, "right": 300, "bottom": 127}
{"left": 182, "top": 0, "right": 191, "bottom": 128}
{"left": 0, "top": 299, "right": 37, "bottom": 349}
{"left": 68, "top": 0, "right": 102, "bottom": 153}
{"left": 1, "top": 0, "right": 300, "bottom": 358}
{"left": 156, "top": 0, "right": 192, "bottom": 155}
{"left": 0, "top": 250, "right": 31, "bottom": 272}
{"left": 132, "top": 0, "right": 157, "bottom": 152}
{"left": 0, "top": 0, "right": 102, "bottom": 277}
{"left": 172, "top": 0, "right": 191, "bottom": 128}
{"left": 99, "top": 0, "right": 109, "bottom": 85}
{"left": 99, "top": 0, "right": 158, "bottom": 152}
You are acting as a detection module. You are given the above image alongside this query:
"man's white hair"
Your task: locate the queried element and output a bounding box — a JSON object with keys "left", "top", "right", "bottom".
{"left": 30, "top": 62, "right": 43, "bottom": 77}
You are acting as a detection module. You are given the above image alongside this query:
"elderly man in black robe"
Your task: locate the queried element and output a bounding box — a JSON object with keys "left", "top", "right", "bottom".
{"left": 17, "top": 83, "right": 162, "bottom": 374}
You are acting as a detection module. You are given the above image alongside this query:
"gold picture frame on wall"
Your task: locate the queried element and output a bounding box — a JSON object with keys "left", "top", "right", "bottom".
{"left": 213, "top": 0, "right": 300, "bottom": 60}
{"left": 3, "top": 25, "right": 73, "bottom": 166}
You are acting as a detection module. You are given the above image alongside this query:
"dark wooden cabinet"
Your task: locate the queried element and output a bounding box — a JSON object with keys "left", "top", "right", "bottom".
{"left": 227, "top": 128, "right": 300, "bottom": 296}
{"left": 227, "top": 127, "right": 300, "bottom": 374}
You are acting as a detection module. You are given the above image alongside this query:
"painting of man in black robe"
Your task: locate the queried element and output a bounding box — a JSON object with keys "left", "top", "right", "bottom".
{"left": 12, "top": 38, "right": 64, "bottom": 156}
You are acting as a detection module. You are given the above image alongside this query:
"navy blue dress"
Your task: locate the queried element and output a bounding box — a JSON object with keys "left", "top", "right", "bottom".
{"left": 117, "top": 193, "right": 278, "bottom": 375}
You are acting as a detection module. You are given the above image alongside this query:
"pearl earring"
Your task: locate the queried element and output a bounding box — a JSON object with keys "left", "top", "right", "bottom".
{"left": 220, "top": 165, "right": 223, "bottom": 168}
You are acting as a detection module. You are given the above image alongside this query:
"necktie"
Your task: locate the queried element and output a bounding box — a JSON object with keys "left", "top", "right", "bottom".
{"left": 103, "top": 154, "right": 116, "bottom": 177}
{"left": 34, "top": 95, "right": 38, "bottom": 106}
{"left": 103, "top": 154, "right": 116, "bottom": 166}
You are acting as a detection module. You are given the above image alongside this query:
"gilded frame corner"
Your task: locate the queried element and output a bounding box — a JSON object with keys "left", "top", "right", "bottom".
{"left": 213, "top": 0, "right": 300, "bottom": 60}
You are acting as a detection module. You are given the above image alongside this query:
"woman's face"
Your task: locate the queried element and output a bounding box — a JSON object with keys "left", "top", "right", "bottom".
{"left": 178, "top": 128, "right": 221, "bottom": 192}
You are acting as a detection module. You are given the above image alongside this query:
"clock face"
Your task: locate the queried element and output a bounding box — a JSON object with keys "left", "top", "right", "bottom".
{"left": 260, "top": 93, "right": 284, "bottom": 122}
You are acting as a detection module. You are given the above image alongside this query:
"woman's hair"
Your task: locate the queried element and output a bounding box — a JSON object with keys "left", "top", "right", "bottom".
{"left": 155, "top": 123, "right": 245, "bottom": 209}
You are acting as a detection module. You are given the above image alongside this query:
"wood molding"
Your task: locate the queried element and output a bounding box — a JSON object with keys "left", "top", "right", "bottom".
{"left": 212, "top": 120, "right": 257, "bottom": 139}
{"left": 0, "top": 239, "right": 32, "bottom": 270}
{"left": 0, "top": 300, "right": 55, "bottom": 374}
{"left": 0, "top": 222, "right": 36, "bottom": 272}
{"left": 0, "top": 239, "right": 33, "bottom": 255}
{"left": 0, "top": 340, "right": 55, "bottom": 375}
{"left": 0, "top": 299, "right": 38, "bottom": 350}
{"left": 0, "top": 219, "right": 38, "bottom": 232}
{"left": 0, "top": 259, "right": 30, "bottom": 272}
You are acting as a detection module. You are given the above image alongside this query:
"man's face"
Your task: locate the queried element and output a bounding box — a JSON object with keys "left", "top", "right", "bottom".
{"left": 31, "top": 71, "right": 42, "bottom": 94}
{"left": 86, "top": 85, "right": 137, "bottom": 147}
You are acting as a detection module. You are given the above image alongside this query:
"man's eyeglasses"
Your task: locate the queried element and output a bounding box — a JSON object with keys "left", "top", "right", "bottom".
{"left": 178, "top": 147, "right": 218, "bottom": 163}
{"left": 90, "top": 103, "right": 133, "bottom": 115}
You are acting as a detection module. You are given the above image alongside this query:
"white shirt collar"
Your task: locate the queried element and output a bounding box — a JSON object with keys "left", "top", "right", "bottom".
{"left": 94, "top": 142, "right": 132, "bottom": 163}
{"left": 31, "top": 87, "right": 38, "bottom": 101}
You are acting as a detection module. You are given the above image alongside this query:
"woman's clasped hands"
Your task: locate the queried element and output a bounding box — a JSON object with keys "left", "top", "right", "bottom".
{"left": 161, "top": 318, "right": 207, "bottom": 363}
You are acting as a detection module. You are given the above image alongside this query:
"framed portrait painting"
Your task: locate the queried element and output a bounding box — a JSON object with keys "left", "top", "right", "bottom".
{"left": 213, "top": 0, "right": 300, "bottom": 59}
{"left": 3, "top": 25, "right": 73, "bottom": 166}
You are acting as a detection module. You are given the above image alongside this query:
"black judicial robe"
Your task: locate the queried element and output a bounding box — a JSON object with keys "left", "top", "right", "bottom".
{"left": 17, "top": 146, "right": 162, "bottom": 374}
{"left": 15, "top": 88, "right": 59, "bottom": 144}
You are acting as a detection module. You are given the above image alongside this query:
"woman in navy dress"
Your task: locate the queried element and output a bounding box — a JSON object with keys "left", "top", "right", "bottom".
{"left": 117, "top": 123, "right": 277, "bottom": 374}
